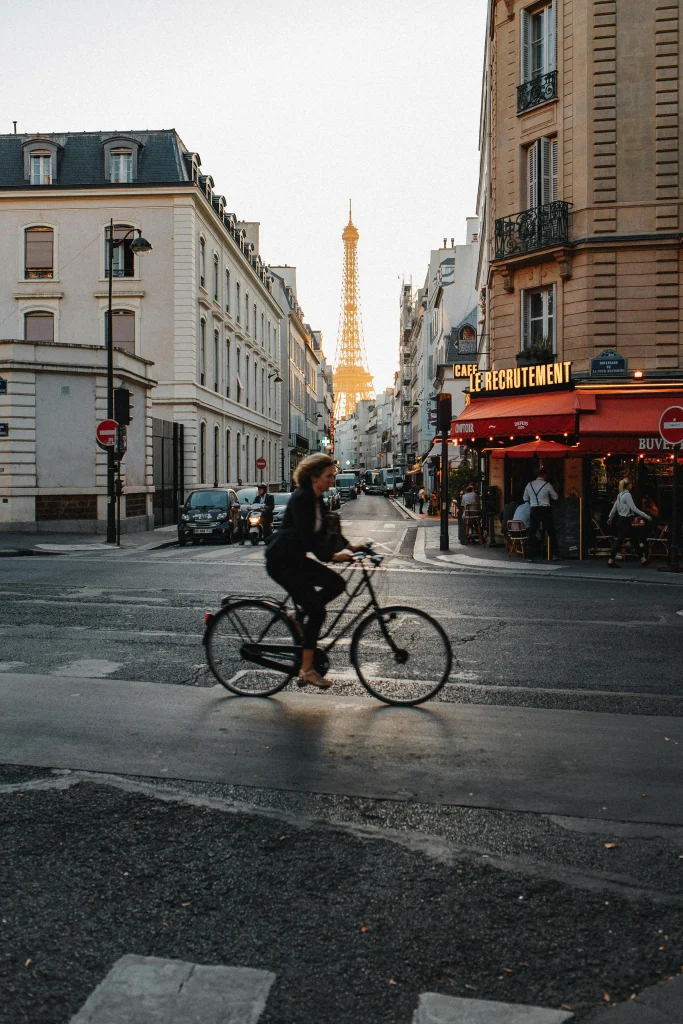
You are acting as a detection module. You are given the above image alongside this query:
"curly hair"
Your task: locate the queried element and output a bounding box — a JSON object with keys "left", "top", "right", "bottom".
{"left": 293, "top": 453, "right": 336, "bottom": 488}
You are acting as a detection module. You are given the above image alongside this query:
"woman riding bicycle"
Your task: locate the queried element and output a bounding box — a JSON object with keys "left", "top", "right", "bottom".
{"left": 266, "top": 453, "right": 364, "bottom": 688}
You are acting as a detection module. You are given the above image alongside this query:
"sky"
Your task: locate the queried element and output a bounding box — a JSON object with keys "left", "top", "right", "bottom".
{"left": 4, "top": 0, "right": 487, "bottom": 392}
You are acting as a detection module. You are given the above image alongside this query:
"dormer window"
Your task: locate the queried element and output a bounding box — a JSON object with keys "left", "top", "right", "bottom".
{"left": 30, "top": 152, "right": 52, "bottom": 185}
{"left": 110, "top": 149, "right": 133, "bottom": 183}
{"left": 102, "top": 136, "right": 141, "bottom": 183}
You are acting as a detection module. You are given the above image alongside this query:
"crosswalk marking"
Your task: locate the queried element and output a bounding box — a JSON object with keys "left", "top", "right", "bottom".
{"left": 413, "top": 993, "right": 574, "bottom": 1023}
{"left": 69, "top": 955, "right": 275, "bottom": 1024}
{"left": 69, "top": 958, "right": 576, "bottom": 1024}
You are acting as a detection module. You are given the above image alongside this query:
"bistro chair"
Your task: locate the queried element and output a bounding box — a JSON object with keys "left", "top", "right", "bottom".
{"left": 589, "top": 516, "right": 614, "bottom": 558}
{"left": 463, "top": 506, "right": 484, "bottom": 545}
{"left": 648, "top": 523, "right": 669, "bottom": 559}
{"left": 506, "top": 518, "right": 528, "bottom": 559}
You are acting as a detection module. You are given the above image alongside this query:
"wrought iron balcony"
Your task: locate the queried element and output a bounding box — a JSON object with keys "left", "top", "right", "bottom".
{"left": 494, "top": 201, "right": 570, "bottom": 260}
{"left": 517, "top": 70, "right": 557, "bottom": 114}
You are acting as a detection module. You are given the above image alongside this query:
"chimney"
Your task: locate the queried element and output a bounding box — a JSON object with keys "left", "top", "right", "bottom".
{"left": 443, "top": 238, "right": 447, "bottom": 248}
{"left": 13, "top": 121, "right": 17, "bottom": 134}
{"left": 450, "top": 238, "right": 455, "bottom": 248}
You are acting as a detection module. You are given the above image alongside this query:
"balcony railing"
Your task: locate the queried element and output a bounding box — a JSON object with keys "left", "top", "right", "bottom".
{"left": 494, "top": 201, "right": 570, "bottom": 260}
{"left": 517, "top": 70, "right": 557, "bottom": 114}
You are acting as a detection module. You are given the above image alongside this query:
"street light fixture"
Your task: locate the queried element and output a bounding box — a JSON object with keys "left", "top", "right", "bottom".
{"left": 268, "top": 372, "right": 283, "bottom": 383}
{"left": 106, "top": 220, "right": 152, "bottom": 544}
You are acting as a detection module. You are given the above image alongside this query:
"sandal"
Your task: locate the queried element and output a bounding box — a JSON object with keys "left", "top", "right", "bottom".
{"left": 297, "top": 669, "right": 333, "bottom": 689}
{"left": 641, "top": 556, "right": 648, "bottom": 566}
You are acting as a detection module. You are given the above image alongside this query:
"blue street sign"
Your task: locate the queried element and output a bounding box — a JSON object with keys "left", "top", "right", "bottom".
{"left": 591, "top": 349, "right": 627, "bottom": 376}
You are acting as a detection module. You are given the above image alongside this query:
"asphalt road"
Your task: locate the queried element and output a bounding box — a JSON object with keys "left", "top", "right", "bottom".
{"left": 1, "top": 495, "right": 682, "bottom": 1023}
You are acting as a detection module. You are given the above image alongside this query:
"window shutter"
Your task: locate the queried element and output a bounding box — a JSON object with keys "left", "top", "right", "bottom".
{"left": 527, "top": 141, "right": 538, "bottom": 208}
{"left": 550, "top": 138, "right": 559, "bottom": 202}
{"left": 541, "top": 137, "right": 551, "bottom": 205}
{"left": 521, "top": 291, "right": 530, "bottom": 350}
{"left": 547, "top": 2, "right": 556, "bottom": 72}
{"left": 521, "top": 9, "right": 531, "bottom": 83}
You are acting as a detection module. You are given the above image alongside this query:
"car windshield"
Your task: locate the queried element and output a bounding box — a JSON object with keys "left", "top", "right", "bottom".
{"left": 273, "top": 493, "right": 290, "bottom": 506}
{"left": 336, "top": 475, "right": 356, "bottom": 487}
{"left": 236, "top": 488, "right": 259, "bottom": 504}
{"left": 188, "top": 491, "right": 229, "bottom": 510}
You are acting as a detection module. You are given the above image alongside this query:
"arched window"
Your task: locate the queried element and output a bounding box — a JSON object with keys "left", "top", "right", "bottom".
{"left": 236, "top": 439, "right": 241, "bottom": 484}
{"left": 226, "top": 429, "right": 231, "bottom": 482}
{"left": 199, "top": 422, "right": 206, "bottom": 484}
{"left": 253, "top": 302, "right": 257, "bottom": 340}
{"left": 236, "top": 347, "right": 242, "bottom": 403}
{"left": 105, "top": 223, "right": 136, "bottom": 278}
{"left": 225, "top": 269, "right": 230, "bottom": 313}
{"left": 236, "top": 282, "right": 241, "bottom": 323}
{"left": 213, "top": 328, "right": 219, "bottom": 392}
{"left": 245, "top": 293, "right": 250, "bottom": 333}
{"left": 25, "top": 311, "right": 54, "bottom": 343}
{"left": 213, "top": 425, "right": 220, "bottom": 487}
{"left": 107, "top": 310, "right": 135, "bottom": 354}
{"left": 246, "top": 436, "right": 250, "bottom": 482}
{"left": 261, "top": 367, "right": 265, "bottom": 413}
{"left": 213, "top": 254, "right": 219, "bottom": 301}
{"left": 199, "top": 319, "right": 206, "bottom": 386}
{"left": 225, "top": 334, "right": 231, "bottom": 398}
{"left": 25, "top": 227, "right": 54, "bottom": 279}
{"left": 261, "top": 312, "right": 265, "bottom": 346}
{"left": 245, "top": 354, "right": 250, "bottom": 407}
{"left": 199, "top": 237, "right": 206, "bottom": 289}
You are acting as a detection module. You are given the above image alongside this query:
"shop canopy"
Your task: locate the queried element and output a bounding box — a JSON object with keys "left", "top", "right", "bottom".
{"left": 490, "top": 439, "right": 574, "bottom": 459}
{"left": 451, "top": 390, "right": 592, "bottom": 441}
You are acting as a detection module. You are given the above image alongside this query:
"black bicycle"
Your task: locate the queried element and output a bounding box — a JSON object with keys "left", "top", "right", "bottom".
{"left": 203, "top": 544, "right": 452, "bottom": 706}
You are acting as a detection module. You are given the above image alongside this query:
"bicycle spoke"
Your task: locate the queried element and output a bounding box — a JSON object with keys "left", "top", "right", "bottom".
{"left": 350, "top": 606, "right": 451, "bottom": 706}
{"left": 206, "top": 600, "right": 298, "bottom": 696}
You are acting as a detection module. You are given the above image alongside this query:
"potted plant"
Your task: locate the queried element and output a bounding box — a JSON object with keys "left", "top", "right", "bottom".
{"left": 516, "top": 336, "right": 554, "bottom": 367}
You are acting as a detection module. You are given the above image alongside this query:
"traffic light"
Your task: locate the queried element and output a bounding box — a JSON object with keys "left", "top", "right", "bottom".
{"left": 114, "top": 385, "right": 132, "bottom": 426}
{"left": 437, "top": 393, "right": 452, "bottom": 433}
{"left": 427, "top": 395, "right": 439, "bottom": 428}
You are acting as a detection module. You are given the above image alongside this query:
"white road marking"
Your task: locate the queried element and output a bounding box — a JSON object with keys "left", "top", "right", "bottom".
{"left": 68, "top": 955, "right": 275, "bottom": 1024}
{"left": 0, "top": 661, "right": 26, "bottom": 672}
{"left": 52, "top": 659, "right": 123, "bottom": 678}
{"left": 412, "top": 992, "right": 573, "bottom": 1024}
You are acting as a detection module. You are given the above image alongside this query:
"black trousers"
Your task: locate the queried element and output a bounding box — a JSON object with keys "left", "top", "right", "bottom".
{"left": 530, "top": 505, "right": 557, "bottom": 557}
{"left": 610, "top": 515, "right": 646, "bottom": 558}
{"left": 267, "top": 557, "right": 346, "bottom": 649}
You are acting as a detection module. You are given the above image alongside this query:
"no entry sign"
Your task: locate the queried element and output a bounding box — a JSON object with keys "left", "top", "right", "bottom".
{"left": 256, "top": 456, "right": 267, "bottom": 470}
{"left": 659, "top": 406, "right": 683, "bottom": 446}
{"left": 96, "top": 418, "right": 118, "bottom": 449}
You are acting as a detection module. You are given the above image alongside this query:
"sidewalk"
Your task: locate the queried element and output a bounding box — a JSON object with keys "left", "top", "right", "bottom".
{"left": 0, "top": 523, "right": 178, "bottom": 557}
{"left": 390, "top": 498, "right": 683, "bottom": 584}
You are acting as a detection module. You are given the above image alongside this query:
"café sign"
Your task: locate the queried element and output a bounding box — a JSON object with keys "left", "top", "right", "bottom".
{"left": 469, "top": 361, "right": 572, "bottom": 396}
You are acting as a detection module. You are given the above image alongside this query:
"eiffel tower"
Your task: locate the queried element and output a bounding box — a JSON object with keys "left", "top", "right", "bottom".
{"left": 333, "top": 203, "right": 375, "bottom": 420}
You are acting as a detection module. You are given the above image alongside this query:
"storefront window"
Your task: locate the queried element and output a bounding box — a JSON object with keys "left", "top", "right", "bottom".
{"left": 590, "top": 455, "right": 676, "bottom": 528}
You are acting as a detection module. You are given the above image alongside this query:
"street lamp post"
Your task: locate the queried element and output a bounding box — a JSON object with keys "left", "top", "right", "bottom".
{"left": 106, "top": 220, "right": 152, "bottom": 543}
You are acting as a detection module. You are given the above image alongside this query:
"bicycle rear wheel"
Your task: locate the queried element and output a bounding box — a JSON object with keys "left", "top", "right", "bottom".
{"left": 350, "top": 605, "right": 451, "bottom": 706}
{"left": 205, "top": 599, "right": 300, "bottom": 696}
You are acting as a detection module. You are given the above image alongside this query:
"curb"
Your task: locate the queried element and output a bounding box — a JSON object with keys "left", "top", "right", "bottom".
{"left": 0, "top": 537, "right": 179, "bottom": 558}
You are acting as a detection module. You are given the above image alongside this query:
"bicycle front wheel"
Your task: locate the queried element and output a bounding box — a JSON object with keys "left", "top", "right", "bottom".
{"left": 350, "top": 605, "right": 451, "bottom": 706}
{"left": 205, "top": 599, "right": 300, "bottom": 696}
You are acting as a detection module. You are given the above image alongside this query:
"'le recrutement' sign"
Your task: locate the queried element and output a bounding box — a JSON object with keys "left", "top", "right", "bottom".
{"left": 468, "top": 361, "right": 573, "bottom": 398}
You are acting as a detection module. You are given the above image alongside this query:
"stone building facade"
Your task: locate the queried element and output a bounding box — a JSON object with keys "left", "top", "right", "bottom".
{"left": 483, "top": 0, "right": 683, "bottom": 373}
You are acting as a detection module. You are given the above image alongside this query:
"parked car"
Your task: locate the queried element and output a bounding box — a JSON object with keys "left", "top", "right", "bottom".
{"left": 326, "top": 487, "right": 341, "bottom": 510}
{"left": 178, "top": 488, "right": 240, "bottom": 546}
{"left": 271, "top": 492, "right": 291, "bottom": 531}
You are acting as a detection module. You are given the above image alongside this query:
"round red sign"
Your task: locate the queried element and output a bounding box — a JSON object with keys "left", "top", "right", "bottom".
{"left": 255, "top": 456, "right": 267, "bottom": 470}
{"left": 96, "top": 418, "right": 118, "bottom": 446}
{"left": 659, "top": 406, "right": 683, "bottom": 446}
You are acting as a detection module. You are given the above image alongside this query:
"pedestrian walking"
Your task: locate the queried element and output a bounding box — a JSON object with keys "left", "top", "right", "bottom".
{"left": 523, "top": 469, "right": 559, "bottom": 560}
{"left": 607, "top": 479, "right": 651, "bottom": 567}
{"left": 418, "top": 486, "right": 425, "bottom": 514}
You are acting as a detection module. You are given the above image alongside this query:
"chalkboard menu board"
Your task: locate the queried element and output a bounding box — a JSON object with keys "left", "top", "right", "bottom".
{"left": 553, "top": 497, "right": 581, "bottom": 559}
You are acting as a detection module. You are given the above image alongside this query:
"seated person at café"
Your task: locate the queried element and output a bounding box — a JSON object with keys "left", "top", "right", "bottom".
{"left": 499, "top": 497, "right": 519, "bottom": 535}
{"left": 461, "top": 484, "right": 480, "bottom": 512}
{"left": 512, "top": 500, "right": 531, "bottom": 529}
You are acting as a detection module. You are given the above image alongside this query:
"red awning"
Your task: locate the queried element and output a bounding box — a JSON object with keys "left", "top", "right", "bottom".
{"left": 491, "top": 439, "right": 574, "bottom": 459}
{"left": 578, "top": 390, "right": 683, "bottom": 436}
{"left": 451, "top": 390, "right": 591, "bottom": 441}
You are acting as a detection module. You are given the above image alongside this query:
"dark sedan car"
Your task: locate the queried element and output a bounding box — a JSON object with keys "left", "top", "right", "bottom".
{"left": 178, "top": 488, "right": 240, "bottom": 546}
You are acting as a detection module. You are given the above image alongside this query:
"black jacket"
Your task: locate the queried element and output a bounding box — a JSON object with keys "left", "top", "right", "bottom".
{"left": 255, "top": 492, "right": 275, "bottom": 512}
{"left": 266, "top": 484, "right": 348, "bottom": 565}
